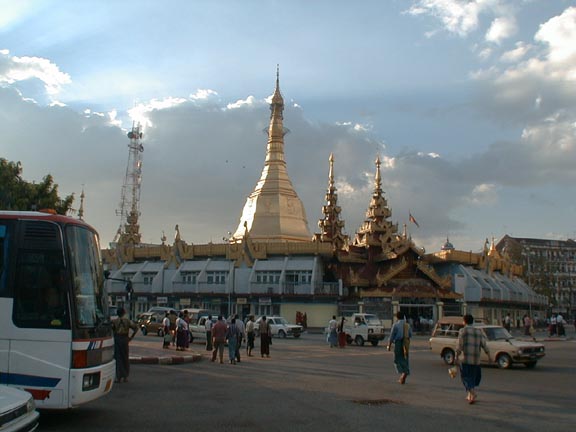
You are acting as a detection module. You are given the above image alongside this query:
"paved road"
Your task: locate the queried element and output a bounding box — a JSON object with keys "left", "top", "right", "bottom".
{"left": 39, "top": 333, "right": 575, "bottom": 432}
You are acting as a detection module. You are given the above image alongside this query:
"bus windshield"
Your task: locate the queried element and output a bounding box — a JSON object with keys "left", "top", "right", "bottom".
{"left": 66, "top": 225, "right": 107, "bottom": 327}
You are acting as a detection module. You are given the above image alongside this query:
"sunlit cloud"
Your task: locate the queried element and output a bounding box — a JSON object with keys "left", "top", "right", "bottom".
{"left": 0, "top": 51, "right": 71, "bottom": 95}
{"left": 190, "top": 88, "right": 218, "bottom": 100}
{"left": 128, "top": 96, "right": 187, "bottom": 126}
{"left": 466, "top": 183, "right": 499, "bottom": 206}
{"left": 485, "top": 16, "right": 517, "bottom": 44}
{"left": 226, "top": 95, "right": 259, "bottom": 109}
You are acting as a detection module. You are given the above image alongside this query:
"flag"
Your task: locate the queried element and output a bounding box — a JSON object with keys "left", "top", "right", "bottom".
{"left": 409, "top": 212, "right": 419, "bottom": 228}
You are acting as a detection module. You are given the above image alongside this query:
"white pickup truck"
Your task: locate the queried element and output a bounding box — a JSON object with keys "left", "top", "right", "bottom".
{"left": 344, "top": 313, "right": 386, "bottom": 346}
{"left": 189, "top": 315, "right": 215, "bottom": 343}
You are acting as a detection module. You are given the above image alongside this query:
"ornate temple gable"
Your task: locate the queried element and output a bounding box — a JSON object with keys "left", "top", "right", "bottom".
{"left": 348, "top": 267, "right": 370, "bottom": 287}
{"left": 416, "top": 260, "right": 451, "bottom": 290}
{"left": 375, "top": 258, "right": 409, "bottom": 286}
{"left": 313, "top": 153, "right": 349, "bottom": 250}
{"left": 230, "top": 67, "right": 311, "bottom": 243}
{"left": 228, "top": 223, "right": 266, "bottom": 267}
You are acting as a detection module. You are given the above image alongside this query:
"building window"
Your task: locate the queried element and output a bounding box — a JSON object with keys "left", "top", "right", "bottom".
{"left": 181, "top": 272, "right": 198, "bottom": 284}
{"left": 207, "top": 271, "right": 226, "bottom": 284}
{"left": 256, "top": 271, "right": 281, "bottom": 284}
{"left": 286, "top": 270, "right": 312, "bottom": 285}
{"left": 143, "top": 273, "right": 156, "bottom": 285}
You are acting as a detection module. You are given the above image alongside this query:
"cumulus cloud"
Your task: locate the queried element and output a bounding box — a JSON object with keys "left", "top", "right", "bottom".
{"left": 407, "top": 0, "right": 484, "bottom": 36}
{"left": 500, "top": 42, "right": 531, "bottom": 63}
{"left": 536, "top": 6, "right": 576, "bottom": 65}
{"left": 485, "top": 16, "right": 517, "bottom": 44}
{"left": 0, "top": 50, "right": 71, "bottom": 95}
{"left": 466, "top": 183, "right": 499, "bottom": 206}
{"left": 470, "top": 6, "right": 576, "bottom": 128}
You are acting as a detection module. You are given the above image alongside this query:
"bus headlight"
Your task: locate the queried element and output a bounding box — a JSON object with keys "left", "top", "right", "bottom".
{"left": 82, "top": 372, "right": 101, "bottom": 391}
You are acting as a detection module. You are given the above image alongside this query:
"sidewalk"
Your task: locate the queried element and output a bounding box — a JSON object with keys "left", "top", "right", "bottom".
{"left": 129, "top": 339, "right": 204, "bottom": 365}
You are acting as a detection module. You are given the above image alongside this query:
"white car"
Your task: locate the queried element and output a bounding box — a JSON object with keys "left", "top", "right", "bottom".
{"left": 0, "top": 385, "right": 39, "bottom": 432}
{"left": 254, "top": 316, "right": 303, "bottom": 338}
{"left": 429, "top": 317, "right": 545, "bottom": 369}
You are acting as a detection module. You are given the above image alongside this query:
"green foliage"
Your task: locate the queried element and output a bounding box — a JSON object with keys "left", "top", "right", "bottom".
{"left": 0, "top": 158, "right": 74, "bottom": 214}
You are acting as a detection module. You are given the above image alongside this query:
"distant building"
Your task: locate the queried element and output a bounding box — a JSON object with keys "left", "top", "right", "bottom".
{"left": 428, "top": 238, "right": 548, "bottom": 325}
{"left": 497, "top": 235, "right": 576, "bottom": 318}
{"left": 102, "top": 72, "right": 546, "bottom": 328}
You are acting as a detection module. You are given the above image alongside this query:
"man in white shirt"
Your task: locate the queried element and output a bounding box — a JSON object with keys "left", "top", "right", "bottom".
{"left": 162, "top": 312, "right": 171, "bottom": 349}
{"left": 205, "top": 315, "right": 213, "bottom": 351}
{"left": 234, "top": 314, "right": 246, "bottom": 362}
{"left": 556, "top": 313, "right": 565, "bottom": 336}
{"left": 245, "top": 315, "right": 255, "bottom": 357}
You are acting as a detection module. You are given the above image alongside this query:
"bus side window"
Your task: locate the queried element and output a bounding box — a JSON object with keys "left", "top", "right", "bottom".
{"left": 13, "top": 250, "right": 69, "bottom": 329}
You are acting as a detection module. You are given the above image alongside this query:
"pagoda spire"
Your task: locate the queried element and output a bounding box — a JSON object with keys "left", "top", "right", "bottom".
{"left": 231, "top": 67, "right": 311, "bottom": 243}
{"left": 353, "top": 156, "right": 398, "bottom": 248}
{"left": 313, "top": 153, "right": 348, "bottom": 249}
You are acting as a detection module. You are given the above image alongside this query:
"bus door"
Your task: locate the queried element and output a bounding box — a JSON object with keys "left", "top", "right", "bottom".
{"left": 9, "top": 219, "right": 72, "bottom": 407}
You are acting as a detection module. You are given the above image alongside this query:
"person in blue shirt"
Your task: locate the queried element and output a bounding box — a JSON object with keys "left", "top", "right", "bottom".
{"left": 387, "top": 311, "right": 412, "bottom": 384}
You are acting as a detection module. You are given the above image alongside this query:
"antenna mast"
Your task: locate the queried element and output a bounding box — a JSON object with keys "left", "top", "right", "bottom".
{"left": 114, "top": 123, "right": 144, "bottom": 245}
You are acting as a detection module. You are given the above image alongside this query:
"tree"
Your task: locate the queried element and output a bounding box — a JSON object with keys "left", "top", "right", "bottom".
{"left": 0, "top": 158, "right": 74, "bottom": 214}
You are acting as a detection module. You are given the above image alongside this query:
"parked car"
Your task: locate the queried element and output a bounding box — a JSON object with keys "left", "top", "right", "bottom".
{"left": 0, "top": 385, "right": 39, "bottom": 432}
{"left": 146, "top": 306, "right": 177, "bottom": 316}
{"left": 254, "top": 316, "right": 303, "bottom": 338}
{"left": 138, "top": 312, "right": 166, "bottom": 337}
{"left": 429, "top": 316, "right": 546, "bottom": 369}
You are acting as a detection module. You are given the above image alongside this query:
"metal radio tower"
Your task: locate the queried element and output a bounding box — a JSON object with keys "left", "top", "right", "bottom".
{"left": 114, "top": 123, "right": 144, "bottom": 245}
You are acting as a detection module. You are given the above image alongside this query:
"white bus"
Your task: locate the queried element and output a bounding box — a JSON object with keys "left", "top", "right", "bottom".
{"left": 0, "top": 211, "right": 115, "bottom": 409}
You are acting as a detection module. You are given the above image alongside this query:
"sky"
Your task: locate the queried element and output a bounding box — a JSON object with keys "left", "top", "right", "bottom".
{"left": 1, "top": 0, "right": 575, "bottom": 253}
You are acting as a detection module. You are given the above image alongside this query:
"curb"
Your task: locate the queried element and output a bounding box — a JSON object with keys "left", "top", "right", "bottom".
{"left": 130, "top": 354, "right": 202, "bottom": 365}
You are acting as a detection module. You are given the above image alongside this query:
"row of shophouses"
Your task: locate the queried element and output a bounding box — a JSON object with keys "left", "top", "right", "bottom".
{"left": 102, "top": 75, "right": 563, "bottom": 329}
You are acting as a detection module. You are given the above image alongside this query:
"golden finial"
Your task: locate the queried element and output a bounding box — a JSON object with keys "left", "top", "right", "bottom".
{"left": 374, "top": 156, "right": 382, "bottom": 191}
{"left": 328, "top": 153, "right": 335, "bottom": 188}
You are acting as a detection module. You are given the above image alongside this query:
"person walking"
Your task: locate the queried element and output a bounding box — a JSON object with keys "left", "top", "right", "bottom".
{"left": 327, "top": 315, "right": 338, "bottom": 347}
{"left": 234, "top": 314, "right": 245, "bottom": 363}
{"left": 211, "top": 315, "right": 227, "bottom": 364}
{"left": 245, "top": 315, "right": 255, "bottom": 357}
{"left": 205, "top": 314, "right": 213, "bottom": 351}
{"left": 504, "top": 313, "right": 511, "bottom": 332}
{"left": 175, "top": 312, "right": 188, "bottom": 351}
{"left": 162, "top": 312, "right": 171, "bottom": 349}
{"left": 523, "top": 314, "right": 532, "bottom": 336}
{"left": 556, "top": 313, "right": 565, "bottom": 336}
{"left": 111, "top": 307, "right": 138, "bottom": 383}
{"left": 226, "top": 318, "right": 241, "bottom": 364}
{"left": 259, "top": 316, "right": 272, "bottom": 358}
{"left": 387, "top": 311, "right": 412, "bottom": 384}
{"left": 456, "top": 314, "right": 490, "bottom": 404}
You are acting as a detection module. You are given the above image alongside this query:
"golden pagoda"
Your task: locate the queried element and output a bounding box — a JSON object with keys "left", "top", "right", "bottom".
{"left": 231, "top": 67, "right": 311, "bottom": 242}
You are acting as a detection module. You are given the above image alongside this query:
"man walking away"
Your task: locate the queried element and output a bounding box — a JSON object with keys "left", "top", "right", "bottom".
{"left": 387, "top": 311, "right": 412, "bottom": 384}
{"left": 456, "top": 314, "right": 490, "bottom": 404}
{"left": 211, "top": 316, "right": 227, "bottom": 364}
